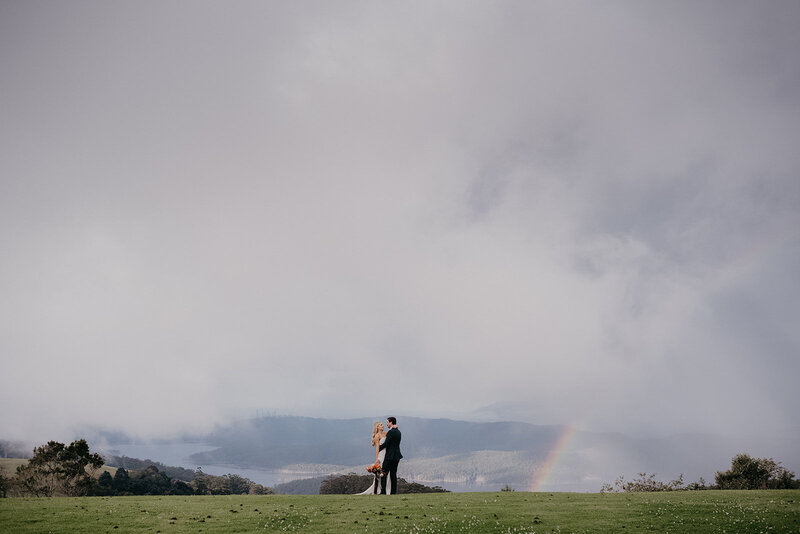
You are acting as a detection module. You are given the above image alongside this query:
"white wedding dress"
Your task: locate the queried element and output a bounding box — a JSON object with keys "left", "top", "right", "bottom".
{"left": 358, "top": 437, "right": 391, "bottom": 495}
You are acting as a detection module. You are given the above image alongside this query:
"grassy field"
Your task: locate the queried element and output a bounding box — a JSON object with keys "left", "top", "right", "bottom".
{"left": 0, "top": 490, "right": 798, "bottom": 533}
{"left": 0, "top": 458, "right": 28, "bottom": 476}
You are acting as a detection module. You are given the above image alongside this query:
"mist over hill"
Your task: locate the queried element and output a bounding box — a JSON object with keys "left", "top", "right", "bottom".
{"left": 188, "top": 417, "right": 565, "bottom": 468}
{"left": 89, "top": 415, "right": 800, "bottom": 492}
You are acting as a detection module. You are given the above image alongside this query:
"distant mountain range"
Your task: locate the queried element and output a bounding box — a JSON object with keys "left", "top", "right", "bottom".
{"left": 91, "top": 415, "right": 800, "bottom": 492}
{"left": 188, "top": 417, "right": 565, "bottom": 467}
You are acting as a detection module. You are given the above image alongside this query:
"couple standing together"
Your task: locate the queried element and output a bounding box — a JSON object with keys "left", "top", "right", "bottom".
{"left": 359, "top": 416, "right": 402, "bottom": 495}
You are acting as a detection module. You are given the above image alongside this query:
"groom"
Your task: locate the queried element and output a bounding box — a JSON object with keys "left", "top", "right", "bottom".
{"left": 379, "top": 416, "right": 402, "bottom": 495}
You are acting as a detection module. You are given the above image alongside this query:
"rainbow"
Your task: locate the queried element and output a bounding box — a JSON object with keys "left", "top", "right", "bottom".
{"left": 527, "top": 425, "right": 578, "bottom": 492}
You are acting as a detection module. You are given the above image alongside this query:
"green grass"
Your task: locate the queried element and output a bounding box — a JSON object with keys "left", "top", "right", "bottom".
{"left": 1, "top": 490, "right": 798, "bottom": 533}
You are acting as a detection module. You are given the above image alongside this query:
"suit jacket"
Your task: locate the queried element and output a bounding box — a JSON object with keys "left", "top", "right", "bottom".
{"left": 379, "top": 427, "right": 403, "bottom": 461}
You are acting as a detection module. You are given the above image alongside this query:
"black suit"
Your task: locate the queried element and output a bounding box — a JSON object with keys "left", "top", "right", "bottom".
{"left": 379, "top": 427, "right": 402, "bottom": 494}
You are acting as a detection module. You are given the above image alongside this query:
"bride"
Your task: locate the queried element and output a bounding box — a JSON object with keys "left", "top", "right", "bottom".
{"left": 358, "top": 421, "right": 388, "bottom": 495}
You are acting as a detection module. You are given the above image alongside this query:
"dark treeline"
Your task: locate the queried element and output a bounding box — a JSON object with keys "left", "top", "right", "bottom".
{"left": 94, "top": 466, "right": 194, "bottom": 496}
{"left": 1, "top": 439, "right": 272, "bottom": 497}
{"left": 93, "top": 466, "right": 271, "bottom": 496}
{"left": 103, "top": 455, "right": 196, "bottom": 482}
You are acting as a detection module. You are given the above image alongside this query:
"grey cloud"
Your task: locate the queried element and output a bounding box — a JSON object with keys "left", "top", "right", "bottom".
{"left": 1, "top": 1, "right": 798, "bottom": 442}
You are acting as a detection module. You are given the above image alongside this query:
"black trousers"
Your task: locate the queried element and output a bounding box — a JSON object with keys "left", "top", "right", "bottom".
{"left": 380, "top": 459, "right": 400, "bottom": 494}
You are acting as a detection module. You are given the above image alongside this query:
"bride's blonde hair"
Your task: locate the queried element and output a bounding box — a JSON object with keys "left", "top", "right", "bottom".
{"left": 371, "top": 421, "right": 382, "bottom": 446}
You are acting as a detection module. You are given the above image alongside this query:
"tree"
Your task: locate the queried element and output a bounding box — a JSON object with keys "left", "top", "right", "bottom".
{"left": 715, "top": 454, "right": 798, "bottom": 490}
{"left": 15, "top": 439, "right": 104, "bottom": 497}
{"left": 225, "top": 473, "right": 251, "bottom": 495}
{"left": 249, "top": 483, "right": 271, "bottom": 495}
{"left": 193, "top": 469, "right": 209, "bottom": 495}
{"left": 0, "top": 470, "right": 8, "bottom": 498}
{"left": 97, "top": 471, "right": 113, "bottom": 487}
{"left": 112, "top": 467, "right": 131, "bottom": 494}
{"left": 94, "top": 471, "right": 114, "bottom": 496}
{"left": 128, "top": 466, "right": 171, "bottom": 495}
{"left": 16, "top": 441, "right": 65, "bottom": 497}
{"left": 170, "top": 480, "right": 194, "bottom": 495}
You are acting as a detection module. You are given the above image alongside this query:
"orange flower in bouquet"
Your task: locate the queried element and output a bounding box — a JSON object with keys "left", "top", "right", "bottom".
{"left": 366, "top": 461, "right": 383, "bottom": 475}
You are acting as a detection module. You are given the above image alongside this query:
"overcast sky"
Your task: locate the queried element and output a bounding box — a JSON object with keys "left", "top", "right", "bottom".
{"left": 1, "top": 1, "right": 798, "bottom": 442}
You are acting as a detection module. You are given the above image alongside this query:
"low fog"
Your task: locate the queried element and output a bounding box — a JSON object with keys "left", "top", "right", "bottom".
{"left": 1, "top": 1, "right": 798, "bottom": 444}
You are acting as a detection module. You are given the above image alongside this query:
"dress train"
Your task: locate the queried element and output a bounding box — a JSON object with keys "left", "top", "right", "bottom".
{"left": 357, "top": 437, "right": 391, "bottom": 495}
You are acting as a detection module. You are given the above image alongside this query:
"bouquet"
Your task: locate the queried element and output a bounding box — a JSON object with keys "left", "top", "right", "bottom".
{"left": 366, "top": 461, "right": 383, "bottom": 475}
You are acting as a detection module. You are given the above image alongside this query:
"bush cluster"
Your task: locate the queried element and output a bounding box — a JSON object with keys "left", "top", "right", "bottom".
{"left": 601, "top": 453, "right": 799, "bottom": 492}
{"left": 319, "top": 473, "right": 448, "bottom": 494}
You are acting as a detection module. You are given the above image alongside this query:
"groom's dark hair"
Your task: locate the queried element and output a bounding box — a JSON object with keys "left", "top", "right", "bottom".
{"left": 387, "top": 417, "right": 397, "bottom": 425}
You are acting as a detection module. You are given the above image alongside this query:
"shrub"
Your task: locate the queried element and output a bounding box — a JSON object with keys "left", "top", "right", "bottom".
{"left": 319, "top": 473, "right": 448, "bottom": 494}
{"left": 601, "top": 473, "right": 686, "bottom": 493}
{"left": 715, "top": 454, "right": 798, "bottom": 490}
